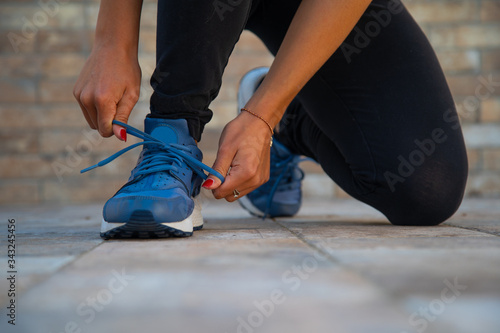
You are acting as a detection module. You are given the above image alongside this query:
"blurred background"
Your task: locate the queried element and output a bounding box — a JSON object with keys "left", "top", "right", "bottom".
{"left": 0, "top": 0, "right": 499, "bottom": 206}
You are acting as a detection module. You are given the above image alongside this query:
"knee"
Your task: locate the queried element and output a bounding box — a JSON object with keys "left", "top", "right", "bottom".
{"left": 387, "top": 198, "right": 460, "bottom": 226}
{"left": 383, "top": 174, "right": 467, "bottom": 227}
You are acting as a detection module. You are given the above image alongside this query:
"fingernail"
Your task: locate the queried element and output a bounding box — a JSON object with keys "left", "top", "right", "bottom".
{"left": 120, "top": 128, "right": 127, "bottom": 142}
{"left": 202, "top": 179, "right": 214, "bottom": 188}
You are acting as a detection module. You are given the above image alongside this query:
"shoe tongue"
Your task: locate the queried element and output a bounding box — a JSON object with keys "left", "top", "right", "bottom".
{"left": 150, "top": 125, "right": 178, "bottom": 144}
{"left": 144, "top": 118, "right": 194, "bottom": 145}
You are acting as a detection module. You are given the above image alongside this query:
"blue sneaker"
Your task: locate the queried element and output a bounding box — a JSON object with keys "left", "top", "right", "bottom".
{"left": 81, "top": 118, "right": 224, "bottom": 239}
{"left": 237, "top": 67, "right": 305, "bottom": 218}
{"left": 238, "top": 139, "right": 305, "bottom": 218}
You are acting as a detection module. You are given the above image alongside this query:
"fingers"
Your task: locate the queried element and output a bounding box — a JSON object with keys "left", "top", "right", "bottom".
{"left": 204, "top": 147, "right": 269, "bottom": 202}
{"left": 73, "top": 54, "right": 141, "bottom": 139}
{"left": 75, "top": 86, "right": 117, "bottom": 138}
{"left": 112, "top": 123, "right": 127, "bottom": 142}
{"left": 74, "top": 84, "right": 138, "bottom": 140}
{"left": 218, "top": 153, "right": 269, "bottom": 202}
{"left": 74, "top": 79, "right": 98, "bottom": 130}
{"left": 111, "top": 87, "right": 140, "bottom": 141}
{"left": 201, "top": 115, "right": 272, "bottom": 202}
{"left": 95, "top": 90, "right": 119, "bottom": 138}
{"left": 202, "top": 145, "right": 236, "bottom": 190}
{"left": 74, "top": 80, "right": 114, "bottom": 137}
{"left": 76, "top": 97, "right": 97, "bottom": 130}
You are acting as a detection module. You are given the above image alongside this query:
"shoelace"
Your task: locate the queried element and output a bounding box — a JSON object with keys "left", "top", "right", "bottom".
{"left": 81, "top": 120, "right": 225, "bottom": 184}
{"left": 261, "top": 154, "right": 309, "bottom": 218}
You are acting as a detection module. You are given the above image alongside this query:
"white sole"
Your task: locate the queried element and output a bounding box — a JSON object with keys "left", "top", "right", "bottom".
{"left": 192, "top": 196, "right": 204, "bottom": 230}
{"left": 238, "top": 196, "right": 265, "bottom": 218}
{"left": 101, "top": 197, "right": 203, "bottom": 235}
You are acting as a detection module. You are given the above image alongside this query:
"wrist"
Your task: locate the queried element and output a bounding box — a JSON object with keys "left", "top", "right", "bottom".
{"left": 237, "top": 111, "right": 275, "bottom": 147}
{"left": 243, "top": 97, "right": 287, "bottom": 131}
{"left": 243, "top": 76, "right": 298, "bottom": 130}
{"left": 93, "top": 34, "right": 139, "bottom": 55}
{"left": 91, "top": 40, "right": 138, "bottom": 62}
{"left": 241, "top": 108, "right": 274, "bottom": 135}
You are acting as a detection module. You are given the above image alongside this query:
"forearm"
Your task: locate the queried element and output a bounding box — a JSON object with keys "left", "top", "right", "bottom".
{"left": 93, "top": 0, "right": 143, "bottom": 53}
{"left": 245, "top": 0, "right": 371, "bottom": 127}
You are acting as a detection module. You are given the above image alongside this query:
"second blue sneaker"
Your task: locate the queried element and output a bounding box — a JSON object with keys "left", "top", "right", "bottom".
{"left": 238, "top": 139, "right": 305, "bottom": 218}
{"left": 237, "top": 67, "right": 305, "bottom": 218}
{"left": 81, "top": 118, "right": 224, "bottom": 239}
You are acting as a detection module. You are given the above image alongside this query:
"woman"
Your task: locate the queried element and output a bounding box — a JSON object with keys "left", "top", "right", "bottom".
{"left": 74, "top": 0, "right": 468, "bottom": 239}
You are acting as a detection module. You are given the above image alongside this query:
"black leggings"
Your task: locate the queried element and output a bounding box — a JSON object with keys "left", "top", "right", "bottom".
{"left": 150, "top": 0, "right": 468, "bottom": 226}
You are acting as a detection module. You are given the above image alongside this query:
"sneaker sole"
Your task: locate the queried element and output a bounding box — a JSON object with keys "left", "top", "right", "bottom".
{"left": 238, "top": 196, "right": 266, "bottom": 218}
{"left": 100, "top": 197, "right": 203, "bottom": 239}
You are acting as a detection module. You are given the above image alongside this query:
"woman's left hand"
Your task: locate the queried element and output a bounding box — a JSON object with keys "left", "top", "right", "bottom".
{"left": 202, "top": 111, "right": 273, "bottom": 202}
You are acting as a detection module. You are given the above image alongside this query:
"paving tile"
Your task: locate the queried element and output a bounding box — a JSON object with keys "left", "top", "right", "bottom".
{"left": 0, "top": 205, "right": 102, "bottom": 310}
{"left": 279, "top": 220, "right": 490, "bottom": 239}
{"left": 312, "top": 244, "right": 500, "bottom": 294}
{"left": 401, "top": 296, "right": 500, "bottom": 333}
{"left": 0, "top": 204, "right": 103, "bottom": 228}
{"left": 289, "top": 198, "right": 387, "bottom": 221}
{"left": 0, "top": 199, "right": 499, "bottom": 333}
{"left": 0, "top": 205, "right": 102, "bottom": 258}
{"left": 444, "top": 200, "right": 500, "bottom": 235}
{"left": 10, "top": 238, "right": 410, "bottom": 333}
{"left": 444, "top": 199, "right": 500, "bottom": 236}
{"left": 279, "top": 208, "right": 500, "bottom": 297}
{"left": 447, "top": 219, "right": 500, "bottom": 236}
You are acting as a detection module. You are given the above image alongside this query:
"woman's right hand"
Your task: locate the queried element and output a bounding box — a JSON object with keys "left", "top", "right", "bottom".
{"left": 73, "top": 45, "right": 141, "bottom": 140}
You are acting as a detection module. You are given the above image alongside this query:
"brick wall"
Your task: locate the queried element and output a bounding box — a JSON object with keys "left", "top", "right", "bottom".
{"left": 0, "top": 0, "right": 499, "bottom": 205}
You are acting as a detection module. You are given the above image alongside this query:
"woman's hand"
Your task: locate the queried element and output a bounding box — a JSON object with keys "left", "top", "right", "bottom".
{"left": 73, "top": 0, "right": 143, "bottom": 140}
{"left": 202, "top": 0, "right": 370, "bottom": 201}
{"left": 73, "top": 47, "right": 141, "bottom": 140}
{"left": 203, "top": 111, "right": 273, "bottom": 202}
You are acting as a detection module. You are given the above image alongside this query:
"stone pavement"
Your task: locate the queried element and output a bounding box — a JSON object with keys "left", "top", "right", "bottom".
{"left": 0, "top": 197, "right": 499, "bottom": 333}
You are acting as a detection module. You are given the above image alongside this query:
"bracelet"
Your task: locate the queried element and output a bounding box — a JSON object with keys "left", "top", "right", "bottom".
{"left": 241, "top": 108, "right": 274, "bottom": 147}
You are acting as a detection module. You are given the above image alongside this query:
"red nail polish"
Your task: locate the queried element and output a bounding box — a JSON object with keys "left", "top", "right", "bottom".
{"left": 120, "top": 128, "right": 127, "bottom": 142}
{"left": 202, "top": 179, "right": 214, "bottom": 188}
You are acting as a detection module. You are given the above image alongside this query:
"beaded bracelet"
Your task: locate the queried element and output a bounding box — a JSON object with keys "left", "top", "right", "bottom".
{"left": 241, "top": 108, "right": 274, "bottom": 147}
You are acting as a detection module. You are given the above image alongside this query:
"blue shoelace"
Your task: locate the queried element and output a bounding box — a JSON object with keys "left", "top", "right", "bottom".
{"left": 81, "top": 120, "right": 225, "bottom": 184}
{"left": 260, "top": 154, "right": 308, "bottom": 218}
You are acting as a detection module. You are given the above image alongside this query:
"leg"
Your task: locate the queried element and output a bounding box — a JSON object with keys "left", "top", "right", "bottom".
{"left": 150, "top": 0, "right": 254, "bottom": 141}
{"left": 248, "top": 0, "right": 468, "bottom": 225}
{"left": 93, "top": 0, "right": 257, "bottom": 239}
